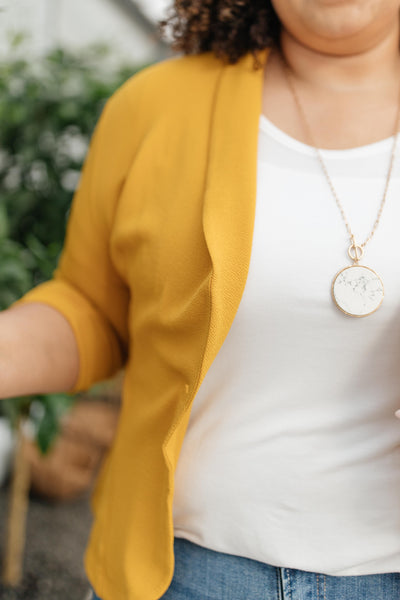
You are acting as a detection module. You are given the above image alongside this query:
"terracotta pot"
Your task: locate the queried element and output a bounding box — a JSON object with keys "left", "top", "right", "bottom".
{"left": 22, "top": 399, "right": 120, "bottom": 501}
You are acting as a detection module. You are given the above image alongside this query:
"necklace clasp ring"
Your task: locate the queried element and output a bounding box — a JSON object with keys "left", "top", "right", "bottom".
{"left": 348, "top": 243, "right": 364, "bottom": 263}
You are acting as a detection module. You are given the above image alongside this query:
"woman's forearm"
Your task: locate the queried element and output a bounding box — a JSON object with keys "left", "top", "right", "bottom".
{"left": 0, "top": 303, "right": 79, "bottom": 398}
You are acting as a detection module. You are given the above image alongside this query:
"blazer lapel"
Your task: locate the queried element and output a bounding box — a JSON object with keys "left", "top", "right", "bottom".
{"left": 199, "top": 48, "right": 270, "bottom": 386}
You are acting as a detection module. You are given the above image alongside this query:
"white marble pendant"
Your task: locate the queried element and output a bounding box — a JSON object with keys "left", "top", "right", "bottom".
{"left": 331, "top": 264, "right": 384, "bottom": 317}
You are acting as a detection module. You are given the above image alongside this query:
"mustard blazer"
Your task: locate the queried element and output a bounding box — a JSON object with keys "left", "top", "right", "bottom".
{"left": 19, "top": 47, "right": 269, "bottom": 600}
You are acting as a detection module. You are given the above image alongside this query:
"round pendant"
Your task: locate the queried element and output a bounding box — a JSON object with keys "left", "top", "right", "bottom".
{"left": 331, "top": 264, "right": 384, "bottom": 317}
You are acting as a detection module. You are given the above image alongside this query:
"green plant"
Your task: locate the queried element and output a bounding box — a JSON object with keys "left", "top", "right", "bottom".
{"left": 0, "top": 38, "right": 144, "bottom": 451}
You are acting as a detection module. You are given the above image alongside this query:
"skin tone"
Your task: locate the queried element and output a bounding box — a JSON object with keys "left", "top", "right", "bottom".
{"left": 0, "top": 303, "right": 79, "bottom": 396}
{"left": 263, "top": 0, "right": 400, "bottom": 148}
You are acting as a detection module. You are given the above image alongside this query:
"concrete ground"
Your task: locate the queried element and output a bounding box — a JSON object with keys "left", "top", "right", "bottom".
{"left": 0, "top": 485, "right": 93, "bottom": 600}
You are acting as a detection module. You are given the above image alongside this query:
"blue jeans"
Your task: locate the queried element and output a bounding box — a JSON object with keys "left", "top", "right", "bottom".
{"left": 91, "top": 536, "right": 400, "bottom": 599}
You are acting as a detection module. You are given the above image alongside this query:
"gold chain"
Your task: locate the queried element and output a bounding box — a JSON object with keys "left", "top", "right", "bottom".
{"left": 280, "top": 54, "right": 400, "bottom": 253}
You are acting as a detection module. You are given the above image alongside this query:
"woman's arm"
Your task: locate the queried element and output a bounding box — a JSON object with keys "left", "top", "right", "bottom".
{"left": 0, "top": 302, "right": 79, "bottom": 398}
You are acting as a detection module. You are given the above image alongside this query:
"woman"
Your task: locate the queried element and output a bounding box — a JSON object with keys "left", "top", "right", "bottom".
{"left": 4, "top": 0, "right": 400, "bottom": 598}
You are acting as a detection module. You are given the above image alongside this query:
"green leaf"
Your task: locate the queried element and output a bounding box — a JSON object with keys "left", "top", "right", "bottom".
{"left": 0, "top": 397, "right": 32, "bottom": 429}
{"left": 34, "top": 394, "right": 75, "bottom": 455}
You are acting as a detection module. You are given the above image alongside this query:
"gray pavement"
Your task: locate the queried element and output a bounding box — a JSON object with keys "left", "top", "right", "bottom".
{"left": 0, "top": 485, "right": 93, "bottom": 599}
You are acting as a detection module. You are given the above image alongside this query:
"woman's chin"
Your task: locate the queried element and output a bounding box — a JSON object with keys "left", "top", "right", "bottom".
{"left": 274, "top": 0, "right": 397, "bottom": 52}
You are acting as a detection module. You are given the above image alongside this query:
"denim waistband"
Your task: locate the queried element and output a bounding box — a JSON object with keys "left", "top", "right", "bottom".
{"left": 91, "top": 536, "right": 400, "bottom": 600}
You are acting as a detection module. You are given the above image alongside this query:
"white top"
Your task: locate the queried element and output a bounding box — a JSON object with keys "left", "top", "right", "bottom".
{"left": 172, "top": 114, "right": 400, "bottom": 576}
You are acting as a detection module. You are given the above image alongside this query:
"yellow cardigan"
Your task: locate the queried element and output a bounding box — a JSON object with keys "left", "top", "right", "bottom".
{"left": 18, "top": 47, "right": 269, "bottom": 600}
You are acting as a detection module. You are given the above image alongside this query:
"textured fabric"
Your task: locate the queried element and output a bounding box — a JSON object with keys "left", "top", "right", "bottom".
{"left": 91, "top": 538, "right": 400, "bottom": 600}
{"left": 172, "top": 115, "right": 400, "bottom": 575}
{"left": 14, "top": 49, "right": 268, "bottom": 600}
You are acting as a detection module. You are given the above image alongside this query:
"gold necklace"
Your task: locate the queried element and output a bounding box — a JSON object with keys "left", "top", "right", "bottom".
{"left": 280, "top": 54, "right": 400, "bottom": 317}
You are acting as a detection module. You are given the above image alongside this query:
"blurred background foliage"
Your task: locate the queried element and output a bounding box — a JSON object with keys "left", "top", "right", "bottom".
{"left": 0, "top": 36, "right": 141, "bottom": 451}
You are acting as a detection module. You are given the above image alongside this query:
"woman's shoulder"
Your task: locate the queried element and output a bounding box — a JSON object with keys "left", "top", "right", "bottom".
{"left": 124, "top": 52, "right": 224, "bottom": 94}
{"left": 105, "top": 52, "right": 225, "bottom": 123}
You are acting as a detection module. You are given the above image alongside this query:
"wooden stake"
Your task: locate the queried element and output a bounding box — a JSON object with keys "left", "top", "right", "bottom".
{"left": 3, "top": 419, "right": 30, "bottom": 586}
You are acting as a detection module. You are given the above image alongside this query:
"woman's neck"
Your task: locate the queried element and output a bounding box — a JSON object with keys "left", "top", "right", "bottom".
{"left": 279, "top": 23, "right": 400, "bottom": 93}
{"left": 262, "top": 24, "right": 400, "bottom": 149}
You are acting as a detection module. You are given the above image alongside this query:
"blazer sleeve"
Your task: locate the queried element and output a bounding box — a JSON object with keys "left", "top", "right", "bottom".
{"left": 14, "top": 84, "right": 137, "bottom": 393}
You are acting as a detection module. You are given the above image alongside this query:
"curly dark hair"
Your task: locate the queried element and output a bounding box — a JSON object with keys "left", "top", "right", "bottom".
{"left": 159, "top": 1, "right": 281, "bottom": 68}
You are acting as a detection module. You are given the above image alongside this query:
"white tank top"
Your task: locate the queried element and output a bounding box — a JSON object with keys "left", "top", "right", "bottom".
{"left": 172, "top": 114, "right": 400, "bottom": 576}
